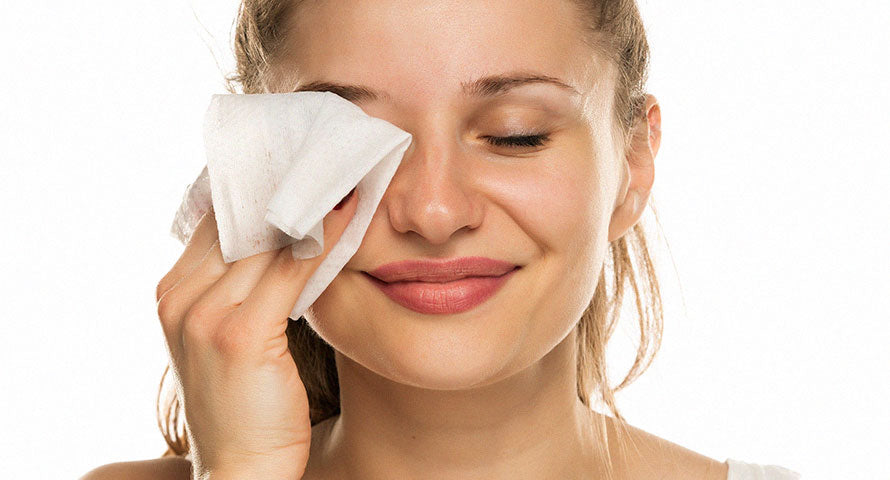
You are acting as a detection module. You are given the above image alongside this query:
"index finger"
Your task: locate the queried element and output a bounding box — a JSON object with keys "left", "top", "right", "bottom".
{"left": 235, "top": 188, "right": 359, "bottom": 339}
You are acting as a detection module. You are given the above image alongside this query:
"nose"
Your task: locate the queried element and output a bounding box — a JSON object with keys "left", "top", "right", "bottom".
{"left": 382, "top": 133, "right": 485, "bottom": 245}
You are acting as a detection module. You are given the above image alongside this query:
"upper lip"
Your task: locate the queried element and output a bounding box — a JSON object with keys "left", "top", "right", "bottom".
{"left": 365, "top": 256, "right": 520, "bottom": 283}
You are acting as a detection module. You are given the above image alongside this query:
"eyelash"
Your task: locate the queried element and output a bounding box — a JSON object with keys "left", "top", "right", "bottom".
{"left": 483, "top": 132, "right": 551, "bottom": 148}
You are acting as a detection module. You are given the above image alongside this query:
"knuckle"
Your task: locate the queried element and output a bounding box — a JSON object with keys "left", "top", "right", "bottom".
{"left": 181, "top": 301, "right": 217, "bottom": 343}
{"left": 210, "top": 318, "right": 252, "bottom": 355}
{"left": 156, "top": 292, "right": 182, "bottom": 326}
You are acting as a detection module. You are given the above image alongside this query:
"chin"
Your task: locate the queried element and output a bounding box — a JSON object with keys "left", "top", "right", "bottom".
{"left": 377, "top": 348, "right": 515, "bottom": 391}
{"left": 317, "top": 316, "right": 522, "bottom": 391}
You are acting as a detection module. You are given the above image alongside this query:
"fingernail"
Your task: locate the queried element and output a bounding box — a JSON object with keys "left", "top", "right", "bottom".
{"left": 333, "top": 187, "right": 356, "bottom": 210}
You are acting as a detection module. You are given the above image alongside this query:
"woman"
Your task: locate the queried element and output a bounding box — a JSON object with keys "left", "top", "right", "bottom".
{"left": 83, "top": 0, "right": 799, "bottom": 478}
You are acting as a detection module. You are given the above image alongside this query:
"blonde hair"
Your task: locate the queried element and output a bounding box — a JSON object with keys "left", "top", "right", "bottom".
{"left": 158, "top": 0, "right": 663, "bottom": 476}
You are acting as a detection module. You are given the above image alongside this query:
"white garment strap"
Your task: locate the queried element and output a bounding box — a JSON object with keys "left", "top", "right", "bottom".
{"left": 726, "top": 458, "right": 802, "bottom": 480}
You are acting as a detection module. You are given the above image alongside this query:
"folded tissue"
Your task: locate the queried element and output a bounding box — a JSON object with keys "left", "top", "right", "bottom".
{"left": 169, "top": 91, "right": 413, "bottom": 320}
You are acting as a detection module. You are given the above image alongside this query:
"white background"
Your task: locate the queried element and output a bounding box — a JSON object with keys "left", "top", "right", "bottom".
{"left": 1, "top": 1, "right": 887, "bottom": 479}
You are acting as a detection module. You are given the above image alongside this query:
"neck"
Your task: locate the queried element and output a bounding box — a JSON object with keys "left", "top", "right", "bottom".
{"left": 311, "top": 329, "right": 610, "bottom": 479}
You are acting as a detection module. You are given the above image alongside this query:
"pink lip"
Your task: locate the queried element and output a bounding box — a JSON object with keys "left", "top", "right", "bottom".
{"left": 363, "top": 257, "right": 521, "bottom": 314}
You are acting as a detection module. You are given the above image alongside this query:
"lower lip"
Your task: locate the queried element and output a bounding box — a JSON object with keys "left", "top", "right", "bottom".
{"left": 364, "top": 268, "right": 519, "bottom": 314}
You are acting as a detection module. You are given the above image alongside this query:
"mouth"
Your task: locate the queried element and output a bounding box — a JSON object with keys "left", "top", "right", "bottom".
{"left": 362, "top": 267, "right": 519, "bottom": 315}
{"left": 364, "top": 256, "right": 520, "bottom": 283}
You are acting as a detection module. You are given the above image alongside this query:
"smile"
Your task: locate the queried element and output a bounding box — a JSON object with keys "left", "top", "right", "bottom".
{"left": 362, "top": 267, "right": 519, "bottom": 314}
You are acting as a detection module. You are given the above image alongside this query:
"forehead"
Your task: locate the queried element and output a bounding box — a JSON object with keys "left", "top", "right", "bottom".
{"left": 279, "top": 0, "right": 608, "bottom": 107}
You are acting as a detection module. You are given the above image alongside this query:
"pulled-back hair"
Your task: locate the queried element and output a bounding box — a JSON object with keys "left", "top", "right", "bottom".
{"left": 158, "top": 1, "right": 662, "bottom": 476}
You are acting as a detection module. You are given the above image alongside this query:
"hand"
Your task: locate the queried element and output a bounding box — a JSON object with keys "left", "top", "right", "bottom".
{"left": 155, "top": 188, "right": 358, "bottom": 480}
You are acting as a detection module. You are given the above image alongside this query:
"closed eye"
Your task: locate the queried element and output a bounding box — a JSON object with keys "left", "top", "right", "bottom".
{"left": 482, "top": 133, "right": 551, "bottom": 148}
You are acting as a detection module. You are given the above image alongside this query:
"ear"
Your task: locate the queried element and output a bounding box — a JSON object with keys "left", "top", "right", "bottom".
{"left": 607, "top": 94, "right": 661, "bottom": 242}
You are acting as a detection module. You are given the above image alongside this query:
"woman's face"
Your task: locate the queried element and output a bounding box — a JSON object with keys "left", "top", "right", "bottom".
{"left": 281, "top": 0, "right": 627, "bottom": 389}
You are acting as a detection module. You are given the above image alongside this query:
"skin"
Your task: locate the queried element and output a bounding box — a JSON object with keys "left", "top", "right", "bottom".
{"left": 81, "top": 0, "right": 729, "bottom": 479}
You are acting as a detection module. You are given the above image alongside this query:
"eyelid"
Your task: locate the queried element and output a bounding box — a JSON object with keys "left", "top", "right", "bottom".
{"left": 482, "top": 132, "right": 552, "bottom": 148}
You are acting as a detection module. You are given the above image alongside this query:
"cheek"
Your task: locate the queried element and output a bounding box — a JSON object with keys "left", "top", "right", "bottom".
{"left": 301, "top": 270, "right": 379, "bottom": 356}
{"left": 491, "top": 145, "right": 615, "bottom": 307}
{"left": 489, "top": 153, "right": 611, "bottom": 255}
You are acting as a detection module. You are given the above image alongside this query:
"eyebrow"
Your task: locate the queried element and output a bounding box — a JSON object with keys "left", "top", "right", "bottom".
{"left": 292, "top": 71, "right": 581, "bottom": 103}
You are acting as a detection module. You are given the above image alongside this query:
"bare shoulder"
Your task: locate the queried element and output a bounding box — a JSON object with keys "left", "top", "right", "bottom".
{"left": 601, "top": 414, "right": 729, "bottom": 480}
{"left": 79, "top": 456, "right": 192, "bottom": 480}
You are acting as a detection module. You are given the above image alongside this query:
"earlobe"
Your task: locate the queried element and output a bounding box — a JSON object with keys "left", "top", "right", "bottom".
{"left": 607, "top": 188, "right": 641, "bottom": 242}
